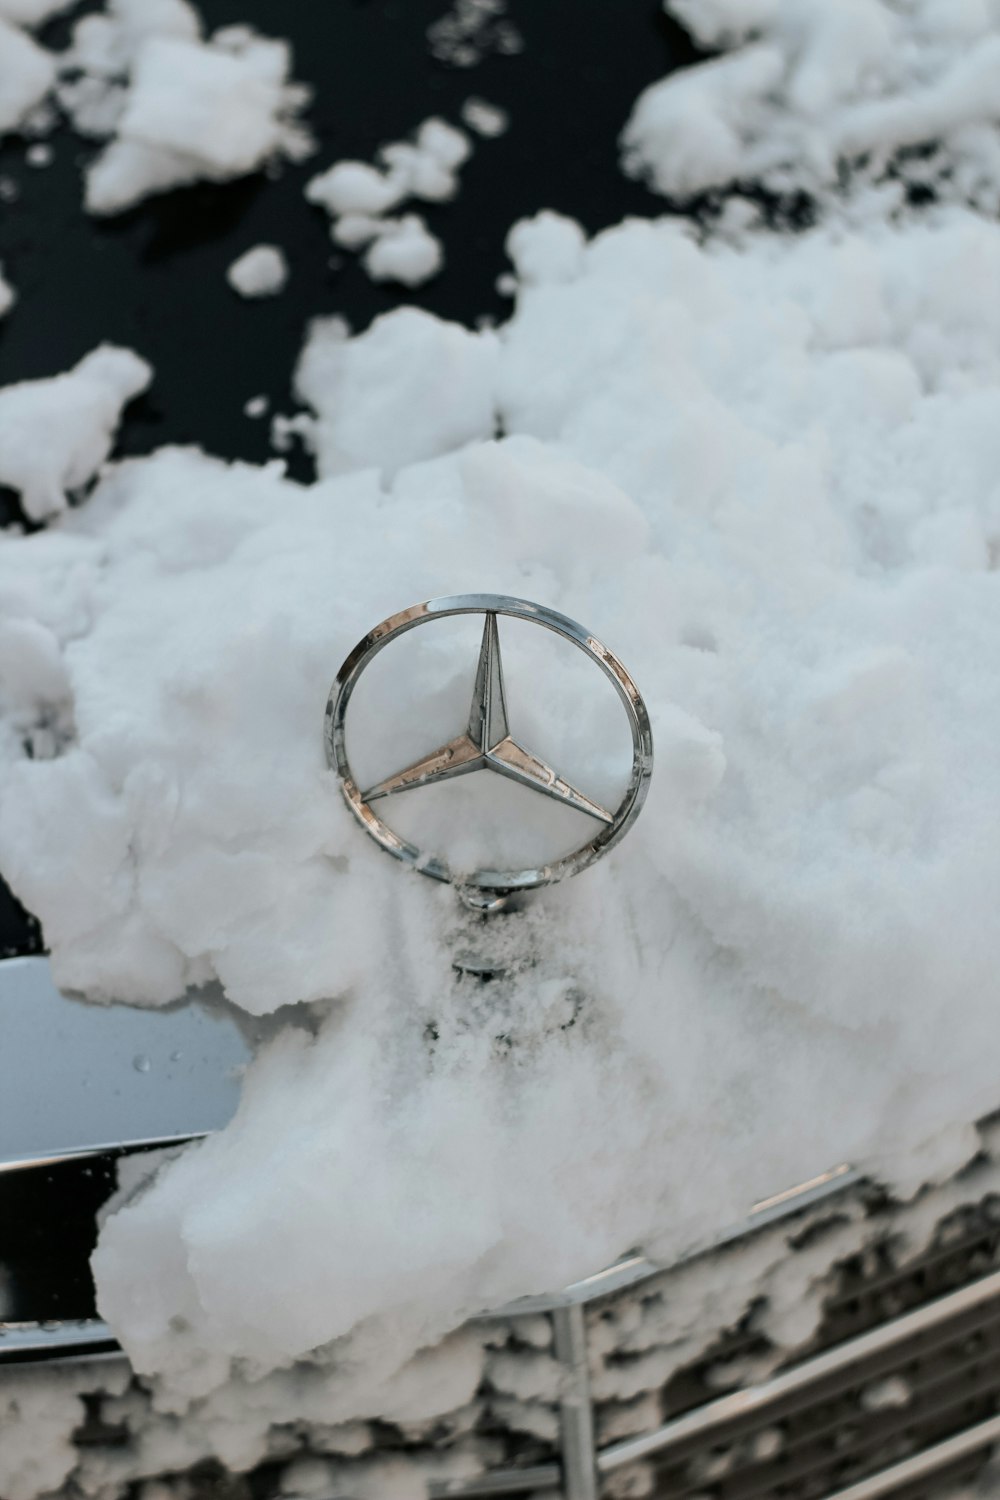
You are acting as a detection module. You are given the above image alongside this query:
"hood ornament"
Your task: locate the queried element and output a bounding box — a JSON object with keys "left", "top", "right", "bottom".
{"left": 325, "top": 594, "right": 653, "bottom": 910}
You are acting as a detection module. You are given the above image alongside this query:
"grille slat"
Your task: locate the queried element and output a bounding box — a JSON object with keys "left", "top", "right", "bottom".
{"left": 595, "top": 1195, "right": 1000, "bottom": 1500}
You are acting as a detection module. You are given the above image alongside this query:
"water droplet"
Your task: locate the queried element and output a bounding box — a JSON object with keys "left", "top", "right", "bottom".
{"left": 169, "top": 1049, "right": 182, "bottom": 1062}
{"left": 132, "top": 1053, "right": 151, "bottom": 1074}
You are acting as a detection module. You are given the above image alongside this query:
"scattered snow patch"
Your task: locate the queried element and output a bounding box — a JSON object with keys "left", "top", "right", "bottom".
{"left": 306, "top": 116, "right": 471, "bottom": 283}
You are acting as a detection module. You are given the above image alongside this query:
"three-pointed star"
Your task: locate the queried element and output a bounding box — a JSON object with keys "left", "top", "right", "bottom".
{"left": 361, "top": 613, "right": 614, "bottom": 824}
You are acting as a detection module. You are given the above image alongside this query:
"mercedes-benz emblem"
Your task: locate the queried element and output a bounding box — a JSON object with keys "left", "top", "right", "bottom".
{"left": 324, "top": 594, "right": 653, "bottom": 907}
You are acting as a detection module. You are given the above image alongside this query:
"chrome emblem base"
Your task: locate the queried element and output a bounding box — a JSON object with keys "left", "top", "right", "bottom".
{"left": 325, "top": 594, "right": 653, "bottom": 908}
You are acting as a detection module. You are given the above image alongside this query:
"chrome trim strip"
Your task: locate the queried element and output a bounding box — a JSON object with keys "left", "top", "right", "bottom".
{"left": 428, "top": 1465, "right": 561, "bottom": 1497}
{"left": 1, "top": 1162, "right": 863, "bottom": 1360}
{"left": 817, "top": 1413, "right": 1000, "bottom": 1499}
{"left": 486, "top": 1162, "right": 861, "bottom": 1317}
{"left": 0, "top": 1320, "right": 119, "bottom": 1360}
{"left": 553, "top": 1304, "right": 597, "bottom": 1500}
{"left": 0, "top": 1133, "right": 204, "bottom": 1173}
{"left": 596, "top": 1265, "right": 1000, "bottom": 1472}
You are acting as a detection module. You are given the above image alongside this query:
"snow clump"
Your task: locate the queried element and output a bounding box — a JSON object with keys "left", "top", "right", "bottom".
{"left": 227, "top": 242, "right": 289, "bottom": 298}
{"left": 362, "top": 214, "right": 444, "bottom": 286}
{"left": 461, "top": 96, "right": 509, "bottom": 138}
{"left": 624, "top": 0, "right": 1000, "bottom": 209}
{"left": 0, "top": 264, "right": 15, "bottom": 316}
{"left": 0, "top": 344, "right": 150, "bottom": 521}
{"left": 306, "top": 116, "right": 473, "bottom": 283}
{"left": 59, "top": 2, "right": 313, "bottom": 215}
{"left": 0, "top": 15, "right": 56, "bottom": 132}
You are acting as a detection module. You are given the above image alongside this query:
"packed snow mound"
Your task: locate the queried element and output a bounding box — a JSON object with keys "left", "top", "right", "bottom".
{"left": 4, "top": 207, "right": 1000, "bottom": 1406}
{"left": 0, "top": 344, "right": 150, "bottom": 522}
{"left": 624, "top": 0, "right": 1000, "bottom": 206}
{"left": 295, "top": 307, "right": 500, "bottom": 476}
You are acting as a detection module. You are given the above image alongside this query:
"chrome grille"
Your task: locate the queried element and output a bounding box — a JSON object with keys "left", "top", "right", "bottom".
{"left": 8, "top": 1151, "right": 1000, "bottom": 1498}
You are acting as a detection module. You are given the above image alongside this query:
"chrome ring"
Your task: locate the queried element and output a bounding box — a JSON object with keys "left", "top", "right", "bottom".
{"left": 324, "top": 594, "right": 653, "bottom": 900}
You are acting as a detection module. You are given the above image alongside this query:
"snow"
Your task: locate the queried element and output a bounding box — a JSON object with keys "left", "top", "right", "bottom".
{"left": 0, "top": 345, "right": 150, "bottom": 521}
{"left": 4, "top": 0, "right": 1000, "bottom": 1484}
{"left": 506, "top": 210, "right": 586, "bottom": 285}
{"left": 415, "top": 116, "right": 472, "bottom": 172}
{"left": 80, "top": 0, "right": 201, "bottom": 61}
{"left": 624, "top": 0, "right": 1000, "bottom": 207}
{"left": 71, "top": 14, "right": 312, "bottom": 216}
{"left": 306, "top": 160, "right": 405, "bottom": 219}
{"left": 4, "top": 201, "right": 1000, "bottom": 1424}
{"left": 461, "top": 96, "right": 509, "bottom": 138}
{"left": 0, "top": 264, "right": 15, "bottom": 317}
{"left": 306, "top": 118, "right": 469, "bottom": 223}
{"left": 5, "top": 1126, "right": 998, "bottom": 1498}
{"left": 306, "top": 116, "right": 471, "bottom": 283}
{"left": 227, "top": 243, "right": 289, "bottom": 298}
{"left": 0, "top": 16, "right": 55, "bottom": 134}
{"left": 331, "top": 212, "right": 385, "bottom": 250}
{"left": 0, "top": 0, "right": 75, "bottom": 24}
{"left": 362, "top": 214, "right": 444, "bottom": 286}
{"left": 427, "top": 0, "right": 524, "bottom": 68}
{"left": 0, "top": 1324, "right": 495, "bottom": 1499}
{"left": 0, "top": 1361, "right": 130, "bottom": 1500}
{"left": 294, "top": 308, "right": 498, "bottom": 476}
